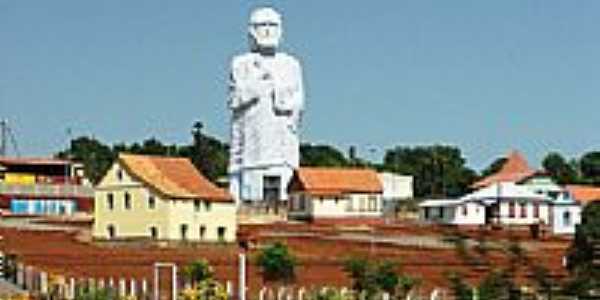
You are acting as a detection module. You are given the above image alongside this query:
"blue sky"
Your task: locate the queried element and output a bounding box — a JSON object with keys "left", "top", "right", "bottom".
{"left": 1, "top": 1, "right": 599, "bottom": 170}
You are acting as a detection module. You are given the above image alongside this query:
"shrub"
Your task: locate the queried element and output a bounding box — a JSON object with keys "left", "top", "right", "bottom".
{"left": 256, "top": 242, "right": 296, "bottom": 283}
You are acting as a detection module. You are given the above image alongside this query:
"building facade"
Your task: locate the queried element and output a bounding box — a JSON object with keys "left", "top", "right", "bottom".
{"left": 0, "top": 157, "right": 93, "bottom": 215}
{"left": 93, "top": 154, "right": 236, "bottom": 242}
{"left": 419, "top": 151, "right": 581, "bottom": 234}
{"left": 287, "top": 168, "right": 384, "bottom": 220}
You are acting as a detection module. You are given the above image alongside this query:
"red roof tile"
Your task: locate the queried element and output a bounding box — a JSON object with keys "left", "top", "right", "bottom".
{"left": 565, "top": 185, "right": 600, "bottom": 206}
{"left": 118, "top": 154, "right": 232, "bottom": 202}
{"left": 0, "top": 156, "right": 71, "bottom": 166}
{"left": 472, "top": 150, "right": 541, "bottom": 189}
{"left": 290, "top": 167, "right": 382, "bottom": 197}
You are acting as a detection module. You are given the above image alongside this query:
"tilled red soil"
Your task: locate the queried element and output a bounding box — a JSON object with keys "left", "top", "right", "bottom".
{"left": 0, "top": 223, "right": 572, "bottom": 296}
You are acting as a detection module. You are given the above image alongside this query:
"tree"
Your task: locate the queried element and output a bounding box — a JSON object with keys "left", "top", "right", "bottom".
{"left": 542, "top": 152, "right": 578, "bottom": 184}
{"left": 57, "top": 136, "right": 115, "bottom": 184}
{"left": 580, "top": 152, "right": 600, "bottom": 185}
{"left": 480, "top": 157, "right": 507, "bottom": 178}
{"left": 343, "top": 257, "right": 410, "bottom": 299}
{"left": 189, "top": 121, "right": 229, "bottom": 182}
{"left": 183, "top": 259, "right": 214, "bottom": 286}
{"left": 566, "top": 203, "right": 600, "bottom": 295}
{"left": 300, "top": 143, "right": 350, "bottom": 167}
{"left": 446, "top": 272, "right": 472, "bottom": 300}
{"left": 256, "top": 242, "right": 296, "bottom": 283}
{"left": 477, "top": 269, "right": 516, "bottom": 300}
{"left": 382, "top": 145, "right": 477, "bottom": 198}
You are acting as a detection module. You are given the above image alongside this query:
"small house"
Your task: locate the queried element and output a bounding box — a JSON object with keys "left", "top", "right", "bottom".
{"left": 287, "top": 167, "right": 383, "bottom": 221}
{"left": 93, "top": 154, "right": 236, "bottom": 242}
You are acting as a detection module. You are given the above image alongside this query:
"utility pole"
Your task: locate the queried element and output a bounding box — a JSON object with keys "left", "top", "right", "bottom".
{"left": 0, "top": 119, "right": 6, "bottom": 156}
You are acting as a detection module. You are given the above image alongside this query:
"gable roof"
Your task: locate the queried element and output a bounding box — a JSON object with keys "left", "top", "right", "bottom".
{"left": 472, "top": 150, "right": 541, "bottom": 189}
{"left": 289, "top": 167, "right": 383, "bottom": 197}
{"left": 118, "top": 153, "right": 232, "bottom": 202}
{"left": 462, "top": 182, "right": 549, "bottom": 202}
{"left": 565, "top": 185, "right": 600, "bottom": 206}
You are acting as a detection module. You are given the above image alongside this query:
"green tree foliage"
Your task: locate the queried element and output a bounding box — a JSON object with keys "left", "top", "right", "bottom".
{"left": 446, "top": 272, "right": 473, "bottom": 300}
{"left": 300, "top": 143, "right": 350, "bottom": 167}
{"left": 566, "top": 203, "right": 600, "bottom": 295}
{"left": 480, "top": 157, "right": 507, "bottom": 178}
{"left": 343, "top": 257, "right": 412, "bottom": 298}
{"left": 183, "top": 259, "right": 214, "bottom": 286}
{"left": 256, "top": 242, "right": 296, "bottom": 283}
{"left": 57, "top": 136, "right": 115, "bottom": 184}
{"left": 542, "top": 152, "right": 578, "bottom": 184}
{"left": 580, "top": 152, "right": 600, "bottom": 185}
{"left": 382, "top": 145, "right": 477, "bottom": 198}
{"left": 477, "top": 269, "right": 516, "bottom": 300}
{"left": 56, "top": 124, "right": 230, "bottom": 184}
{"left": 74, "top": 287, "right": 117, "bottom": 300}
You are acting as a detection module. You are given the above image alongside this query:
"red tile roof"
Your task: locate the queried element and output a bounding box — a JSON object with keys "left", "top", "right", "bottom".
{"left": 0, "top": 156, "right": 71, "bottom": 166}
{"left": 472, "top": 150, "right": 541, "bottom": 189}
{"left": 565, "top": 185, "right": 600, "bottom": 206}
{"left": 289, "top": 167, "right": 383, "bottom": 197}
{"left": 118, "top": 154, "right": 232, "bottom": 202}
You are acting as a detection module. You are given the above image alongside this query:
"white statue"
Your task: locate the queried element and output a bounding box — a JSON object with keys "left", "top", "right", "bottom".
{"left": 228, "top": 7, "right": 305, "bottom": 202}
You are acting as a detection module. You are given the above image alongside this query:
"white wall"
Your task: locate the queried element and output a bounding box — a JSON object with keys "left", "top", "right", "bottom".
{"left": 288, "top": 192, "right": 383, "bottom": 219}
{"left": 552, "top": 205, "right": 581, "bottom": 235}
{"left": 379, "top": 173, "right": 413, "bottom": 200}
{"left": 498, "top": 200, "right": 550, "bottom": 225}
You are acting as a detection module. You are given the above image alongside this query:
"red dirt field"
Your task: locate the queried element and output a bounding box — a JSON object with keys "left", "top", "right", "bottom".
{"left": 0, "top": 222, "right": 573, "bottom": 296}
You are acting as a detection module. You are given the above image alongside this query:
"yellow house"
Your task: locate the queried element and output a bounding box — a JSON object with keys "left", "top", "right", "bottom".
{"left": 93, "top": 153, "right": 236, "bottom": 242}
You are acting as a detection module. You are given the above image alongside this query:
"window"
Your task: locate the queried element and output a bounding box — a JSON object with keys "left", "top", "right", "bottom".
{"left": 563, "top": 211, "right": 572, "bottom": 226}
{"left": 263, "top": 176, "right": 281, "bottom": 202}
{"left": 150, "top": 226, "right": 158, "bottom": 240}
{"left": 508, "top": 201, "right": 515, "bottom": 218}
{"left": 217, "top": 227, "right": 226, "bottom": 242}
{"left": 359, "top": 196, "right": 367, "bottom": 212}
{"left": 368, "top": 196, "right": 377, "bottom": 212}
{"left": 462, "top": 205, "right": 468, "bottom": 216}
{"left": 180, "top": 224, "right": 189, "bottom": 240}
{"left": 194, "top": 200, "right": 201, "bottom": 212}
{"left": 204, "top": 201, "right": 211, "bottom": 212}
{"left": 533, "top": 202, "right": 540, "bottom": 219}
{"left": 124, "top": 192, "right": 132, "bottom": 210}
{"left": 199, "top": 225, "right": 206, "bottom": 240}
{"left": 107, "top": 225, "right": 116, "bottom": 239}
{"left": 148, "top": 195, "right": 156, "bottom": 210}
{"left": 520, "top": 202, "right": 527, "bottom": 218}
{"left": 116, "top": 169, "right": 123, "bottom": 181}
{"left": 299, "top": 195, "right": 306, "bottom": 211}
{"left": 107, "top": 193, "right": 114, "bottom": 210}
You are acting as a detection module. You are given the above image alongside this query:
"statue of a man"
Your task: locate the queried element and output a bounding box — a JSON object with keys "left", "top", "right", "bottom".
{"left": 228, "top": 7, "right": 305, "bottom": 202}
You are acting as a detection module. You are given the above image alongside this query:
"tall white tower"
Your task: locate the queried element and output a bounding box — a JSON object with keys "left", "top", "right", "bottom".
{"left": 228, "top": 7, "right": 305, "bottom": 204}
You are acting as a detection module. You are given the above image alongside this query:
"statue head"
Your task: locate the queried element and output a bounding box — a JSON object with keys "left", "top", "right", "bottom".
{"left": 248, "top": 7, "right": 282, "bottom": 53}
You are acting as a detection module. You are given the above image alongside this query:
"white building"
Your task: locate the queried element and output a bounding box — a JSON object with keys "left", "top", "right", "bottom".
{"left": 419, "top": 150, "right": 581, "bottom": 234}
{"left": 287, "top": 168, "right": 384, "bottom": 221}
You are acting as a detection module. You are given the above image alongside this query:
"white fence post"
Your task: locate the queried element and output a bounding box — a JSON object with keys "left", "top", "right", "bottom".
{"left": 130, "top": 278, "right": 137, "bottom": 298}
{"left": 259, "top": 287, "right": 267, "bottom": 300}
{"left": 68, "top": 277, "right": 76, "bottom": 300}
{"left": 119, "top": 278, "right": 126, "bottom": 298}
{"left": 226, "top": 280, "right": 233, "bottom": 299}
{"left": 16, "top": 263, "right": 24, "bottom": 287}
{"left": 40, "top": 271, "right": 48, "bottom": 295}
{"left": 142, "top": 278, "right": 148, "bottom": 296}
{"left": 297, "top": 288, "right": 305, "bottom": 300}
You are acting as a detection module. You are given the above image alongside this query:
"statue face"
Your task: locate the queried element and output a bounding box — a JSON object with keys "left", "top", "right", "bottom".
{"left": 248, "top": 7, "right": 282, "bottom": 51}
